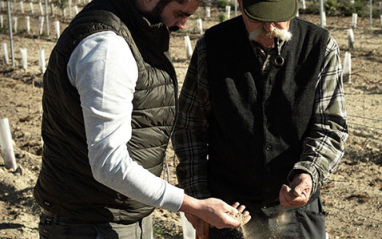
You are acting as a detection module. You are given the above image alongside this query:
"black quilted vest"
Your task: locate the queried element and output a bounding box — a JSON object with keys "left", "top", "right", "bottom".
{"left": 34, "top": 0, "right": 178, "bottom": 223}
{"left": 204, "top": 16, "right": 328, "bottom": 206}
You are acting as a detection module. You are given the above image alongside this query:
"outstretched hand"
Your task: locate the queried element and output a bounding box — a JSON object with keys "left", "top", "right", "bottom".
{"left": 183, "top": 199, "right": 251, "bottom": 239}
{"left": 229, "top": 202, "right": 251, "bottom": 225}
{"left": 279, "top": 172, "right": 312, "bottom": 208}
{"left": 195, "top": 197, "right": 243, "bottom": 228}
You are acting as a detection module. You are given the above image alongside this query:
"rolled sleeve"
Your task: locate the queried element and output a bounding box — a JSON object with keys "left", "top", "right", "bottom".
{"left": 172, "top": 37, "right": 211, "bottom": 199}
{"left": 289, "top": 35, "right": 348, "bottom": 194}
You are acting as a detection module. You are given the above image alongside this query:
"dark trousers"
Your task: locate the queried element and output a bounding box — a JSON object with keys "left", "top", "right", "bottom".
{"left": 38, "top": 212, "right": 153, "bottom": 239}
{"left": 209, "top": 196, "right": 327, "bottom": 239}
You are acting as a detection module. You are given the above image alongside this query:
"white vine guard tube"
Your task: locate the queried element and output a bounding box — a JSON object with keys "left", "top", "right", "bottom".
{"left": 0, "top": 118, "right": 17, "bottom": 171}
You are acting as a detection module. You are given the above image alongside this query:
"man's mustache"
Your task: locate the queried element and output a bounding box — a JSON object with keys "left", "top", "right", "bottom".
{"left": 249, "top": 27, "right": 292, "bottom": 42}
{"left": 267, "top": 28, "right": 292, "bottom": 41}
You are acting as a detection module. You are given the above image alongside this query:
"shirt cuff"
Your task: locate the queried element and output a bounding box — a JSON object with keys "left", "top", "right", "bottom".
{"left": 161, "top": 185, "right": 185, "bottom": 212}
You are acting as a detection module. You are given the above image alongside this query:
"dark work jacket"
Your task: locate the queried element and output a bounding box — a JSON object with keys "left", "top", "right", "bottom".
{"left": 204, "top": 16, "right": 328, "bottom": 206}
{"left": 34, "top": 0, "right": 178, "bottom": 223}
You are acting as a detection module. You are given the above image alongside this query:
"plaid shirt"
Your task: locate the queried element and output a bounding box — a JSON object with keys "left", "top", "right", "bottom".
{"left": 172, "top": 34, "right": 348, "bottom": 199}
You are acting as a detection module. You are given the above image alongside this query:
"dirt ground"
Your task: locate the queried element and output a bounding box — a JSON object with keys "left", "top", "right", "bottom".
{"left": 0, "top": 4, "right": 381, "bottom": 239}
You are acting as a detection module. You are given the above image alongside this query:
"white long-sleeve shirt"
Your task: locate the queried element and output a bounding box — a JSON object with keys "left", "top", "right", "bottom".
{"left": 67, "top": 31, "right": 184, "bottom": 212}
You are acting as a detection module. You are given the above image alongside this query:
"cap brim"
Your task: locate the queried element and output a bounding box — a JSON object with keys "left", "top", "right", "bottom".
{"left": 243, "top": 0, "right": 298, "bottom": 22}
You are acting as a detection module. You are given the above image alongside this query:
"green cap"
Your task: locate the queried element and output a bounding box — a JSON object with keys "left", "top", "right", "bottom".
{"left": 243, "top": 0, "right": 298, "bottom": 22}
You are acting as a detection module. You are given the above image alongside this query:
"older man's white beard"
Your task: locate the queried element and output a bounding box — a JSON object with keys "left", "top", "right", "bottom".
{"left": 249, "top": 27, "right": 292, "bottom": 42}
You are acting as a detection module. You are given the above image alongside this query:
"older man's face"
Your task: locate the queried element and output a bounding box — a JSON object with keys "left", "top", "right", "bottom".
{"left": 241, "top": 9, "right": 291, "bottom": 50}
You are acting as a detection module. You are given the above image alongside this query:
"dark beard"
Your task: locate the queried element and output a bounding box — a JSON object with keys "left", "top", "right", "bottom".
{"left": 168, "top": 26, "right": 180, "bottom": 32}
{"left": 145, "top": 0, "right": 179, "bottom": 32}
{"left": 146, "top": 0, "right": 168, "bottom": 24}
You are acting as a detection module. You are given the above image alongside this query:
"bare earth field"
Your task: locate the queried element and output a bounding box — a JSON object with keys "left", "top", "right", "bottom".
{"left": 0, "top": 5, "right": 381, "bottom": 239}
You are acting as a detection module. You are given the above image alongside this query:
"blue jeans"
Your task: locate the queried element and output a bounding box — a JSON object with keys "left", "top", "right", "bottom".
{"left": 38, "top": 213, "right": 153, "bottom": 239}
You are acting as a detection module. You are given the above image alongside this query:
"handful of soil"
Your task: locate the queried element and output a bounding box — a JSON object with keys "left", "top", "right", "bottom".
{"left": 227, "top": 212, "right": 249, "bottom": 225}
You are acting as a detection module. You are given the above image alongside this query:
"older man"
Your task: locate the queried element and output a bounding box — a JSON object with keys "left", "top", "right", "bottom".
{"left": 173, "top": 0, "right": 348, "bottom": 238}
{"left": 33, "top": 0, "right": 249, "bottom": 238}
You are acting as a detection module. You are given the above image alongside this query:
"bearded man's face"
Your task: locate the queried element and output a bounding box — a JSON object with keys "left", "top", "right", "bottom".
{"left": 149, "top": 0, "right": 200, "bottom": 32}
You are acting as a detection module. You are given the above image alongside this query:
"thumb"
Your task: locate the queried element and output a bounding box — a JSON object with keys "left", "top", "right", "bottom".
{"left": 292, "top": 185, "right": 304, "bottom": 197}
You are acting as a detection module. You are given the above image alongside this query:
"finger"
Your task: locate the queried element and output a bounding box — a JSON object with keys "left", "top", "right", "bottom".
{"left": 292, "top": 185, "right": 309, "bottom": 201}
{"left": 237, "top": 204, "right": 246, "bottom": 213}
{"left": 232, "top": 202, "right": 240, "bottom": 209}
{"left": 286, "top": 194, "right": 309, "bottom": 207}
{"left": 299, "top": 184, "right": 312, "bottom": 198}
{"left": 281, "top": 184, "right": 292, "bottom": 195}
{"left": 280, "top": 185, "right": 306, "bottom": 207}
{"left": 302, "top": 189, "right": 311, "bottom": 199}
{"left": 287, "top": 186, "right": 304, "bottom": 201}
{"left": 293, "top": 186, "right": 304, "bottom": 197}
{"left": 242, "top": 211, "right": 251, "bottom": 225}
{"left": 279, "top": 185, "right": 290, "bottom": 206}
{"left": 288, "top": 185, "right": 303, "bottom": 198}
{"left": 289, "top": 199, "right": 307, "bottom": 207}
{"left": 243, "top": 210, "right": 250, "bottom": 217}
